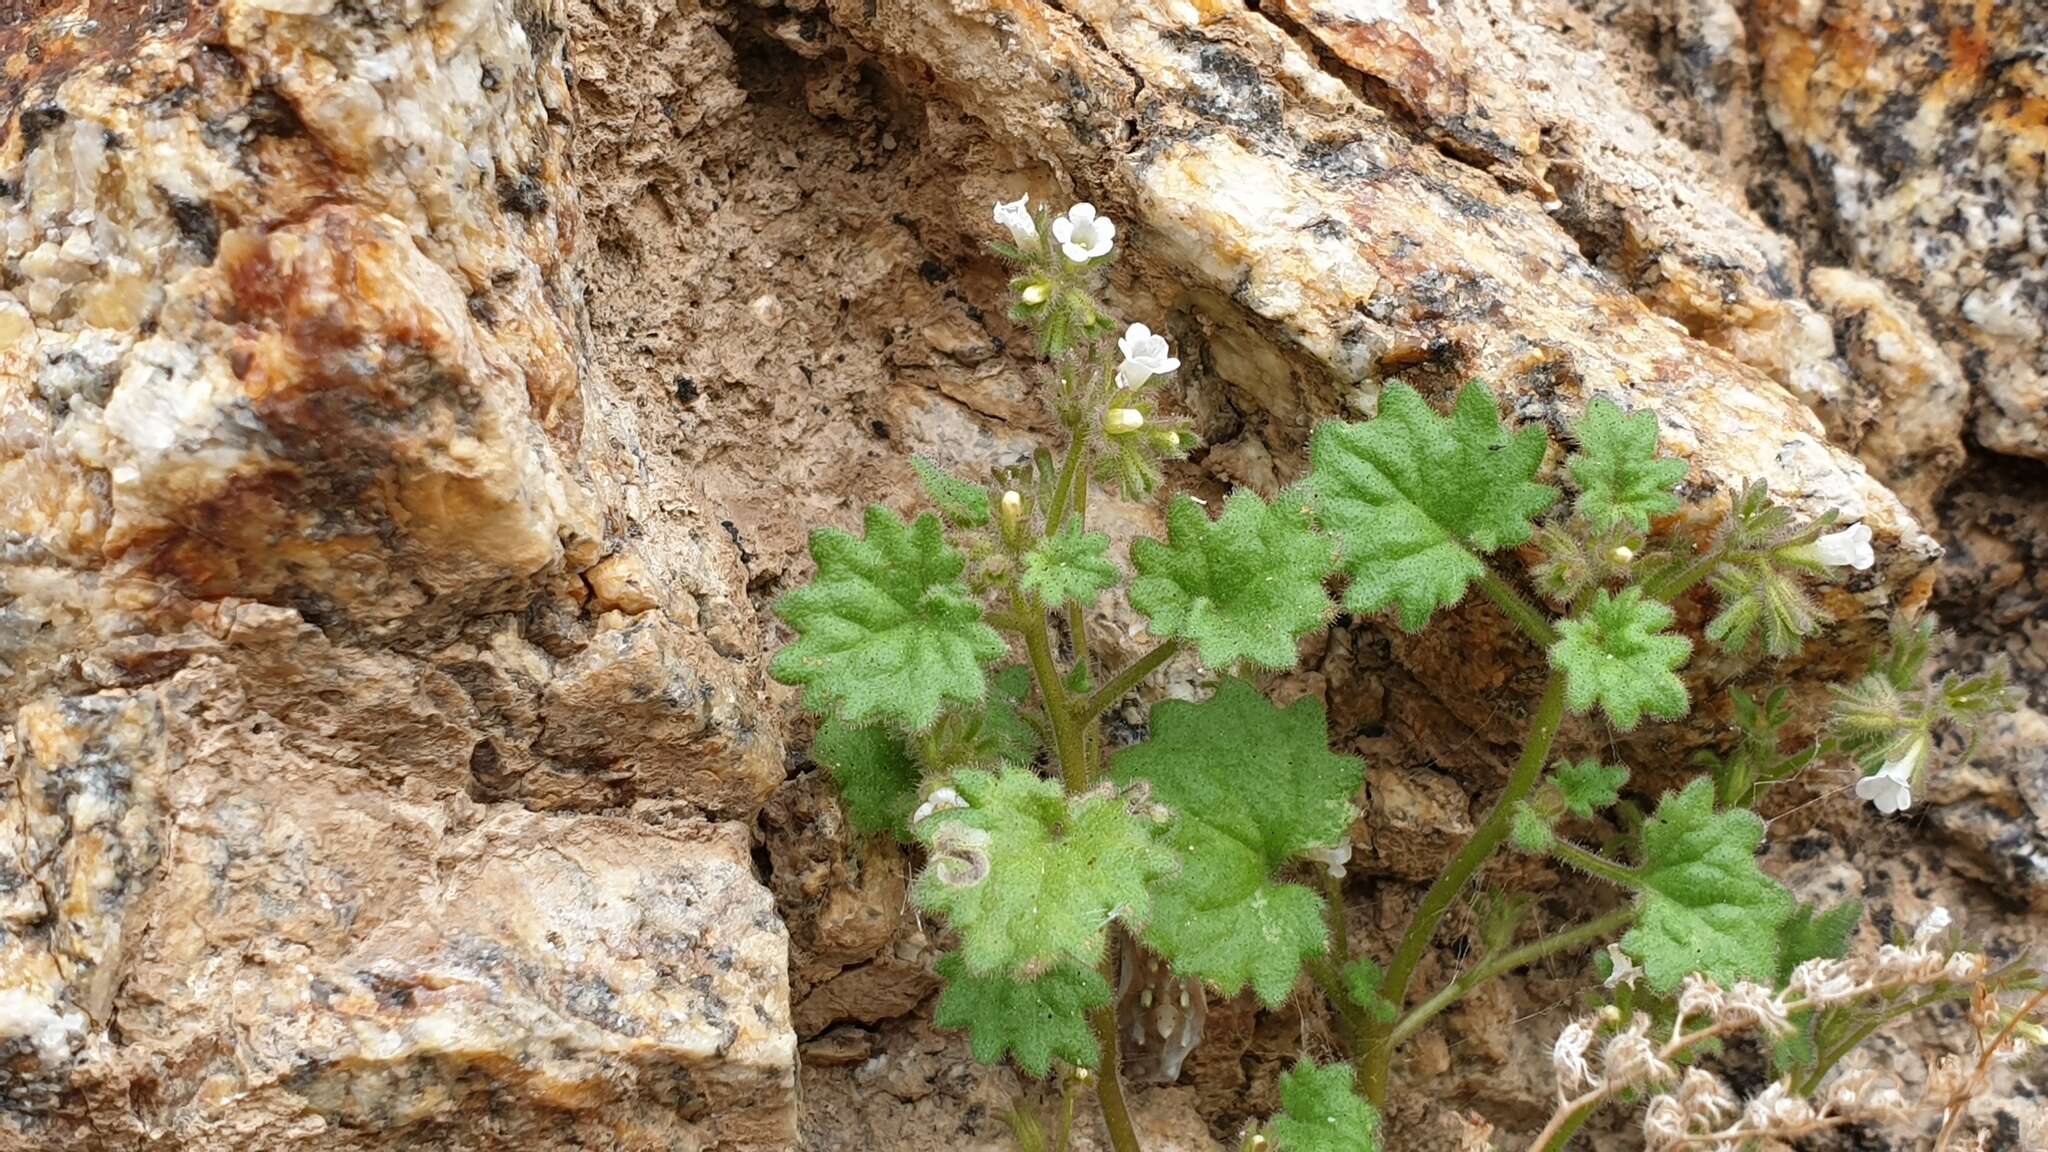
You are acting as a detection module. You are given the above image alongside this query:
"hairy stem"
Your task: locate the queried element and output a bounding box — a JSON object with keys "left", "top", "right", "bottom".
{"left": 1066, "top": 463, "right": 1094, "bottom": 685}
{"left": 1046, "top": 423, "right": 1088, "bottom": 537}
{"left": 1476, "top": 565, "right": 1560, "bottom": 648}
{"left": 1019, "top": 592, "right": 1087, "bottom": 793}
{"left": 1359, "top": 669, "right": 1571, "bottom": 1103}
{"left": 1324, "top": 869, "right": 1352, "bottom": 969}
{"left": 1642, "top": 544, "right": 1725, "bottom": 603}
{"left": 1089, "top": 949, "right": 1144, "bottom": 1152}
{"left": 1307, "top": 954, "right": 1366, "bottom": 1057}
{"left": 1390, "top": 906, "right": 1634, "bottom": 1046}
{"left": 1077, "top": 638, "right": 1184, "bottom": 726}
{"left": 1544, "top": 838, "right": 1642, "bottom": 890}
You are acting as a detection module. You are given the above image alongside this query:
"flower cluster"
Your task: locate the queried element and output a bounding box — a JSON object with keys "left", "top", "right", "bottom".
{"left": 1542, "top": 907, "right": 2031, "bottom": 1151}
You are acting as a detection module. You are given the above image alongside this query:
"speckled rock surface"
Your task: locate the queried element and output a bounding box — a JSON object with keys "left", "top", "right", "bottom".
{"left": 1752, "top": 0, "right": 2047, "bottom": 462}
{"left": 3, "top": 0, "right": 792, "bottom": 1146}
{"left": 5, "top": 0, "right": 2045, "bottom": 1149}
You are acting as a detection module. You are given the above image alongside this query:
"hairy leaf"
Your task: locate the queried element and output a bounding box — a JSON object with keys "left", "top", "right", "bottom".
{"left": 1308, "top": 380, "right": 1557, "bottom": 631}
{"left": 1706, "top": 561, "right": 1825, "bottom": 658}
{"left": 933, "top": 953, "right": 1110, "bottom": 1077}
{"left": 914, "top": 768, "right": 1172, "bottom": 978}
{"left": 1021, "top": 525, "right": 1120, "bottom": 607}
{"left": 1554, "top": 759, "right": 1630, "bottom": 819}
{"left": 812, "top": 719, "right": 920, "bottom": 838}
{"left": 1550, "top": 588, "right": 1693, "bottom": 730}
{"left": 1341, "top": 960, "right": 1400, "bottom": 1024}
{"left": 1621, "top": 780, "right": 1795, "bottom": 992}
{"left": 1264, "top": 1062, "right": 1383, "bottom": 1152}
{"left": 772, "top": 506, "right": 1009, "bottom": 730}
{"left": 1113, "top": 679, "right": 1362, "bottom": 1003}
{"left": 1129, "top": 489, "right": 1336, "bottom": 669}
{"left": 1567, "top": 397, "right": 1687, "bottom": 531}
{"left": 1776, "top": 899, "right": 1862, "bottom": 984}
{"left": 919, "top": 664, "right": 1041, "bottom": 775}
{"left": 912, "top": 457, "right": 992, "bottom": 527}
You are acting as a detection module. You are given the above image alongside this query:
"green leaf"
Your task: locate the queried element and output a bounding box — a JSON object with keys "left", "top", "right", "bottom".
{"left": 1113, "top": 679, "right": 1362, "bottom": 1004}
{"left": 1620, "top": 780, "right": 1795, "bottom": 993}
{"left": 1554, "top": 759, "right": 1629, "bottom": 819}
{"left": 812, "top": 719, "right": 920, "bottom": 838}
{"left": 914, "top": 768, "right": 1172, "bottom": 978}
{"left": 1020, "top": 525, "right": 1119, "bottom": 607}
{"left": 1508, "top": 802, "right": 1555, "bottom": 853}
{"left": 1705, "top": 561, "right": 1825, "bottom": 658}
{"left": 920, "top": 665, "right": 1040, "bottom": 774}
{"left": 1776, "top": 899, "right": 1861, "bottom": 984}
{"left": 1264, "top": 1062, "right": 1383, "bottom": 1152}
{"left": 1341, "top": 960, "right": 1400, "bottom": 1024}
{"left": 933, "top": 953, "right": 1110, "bottom": 1077}
{"left": 1566, "top": 397, "right": 1687, "bottom": 531}
{"left": 1308, "top": 380, "right": 1557, "bottom": 631}
{"left": 1129, "top": 489, "right": 1335, "bottom": 669}
{"left": 1549, "top": 588, "right": 1693, "bottom": 730}
{"left": 771, "top": 506, "right": 1009, "bottom": 731}
{"left": 912, "top": 457, "right": 993, "bottom": 527}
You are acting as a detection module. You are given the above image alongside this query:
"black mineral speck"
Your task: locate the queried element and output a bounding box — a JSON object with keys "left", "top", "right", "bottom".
{"left": 674, "top": 375, "right": 699, "bottom": 404}
{"left": 19, "top": 105, "right": 66, "bottom": 153}
{"left": 496, "top": 173, "right": 548, "bottom": 217}
{"left": 168, "top": 195, "right": 221, "bottom": 263}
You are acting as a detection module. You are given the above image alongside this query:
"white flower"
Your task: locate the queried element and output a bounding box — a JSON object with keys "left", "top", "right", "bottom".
{"left": 1603, "top": 944, "right": 1641, "bottom": 990}
{"left": 994, "top": 196, "right": 1038, "bottom": 248}
{"left": 1052, "top": 201, "right": 1115, "bottom": 263}
{"left": 1914, "top": 905, "right": 1952, "bottom": 946}
{"left": 1857, "top": 736, "right": 1925, "bottom": 815}
{"left": 1115, "top": 322, "right": 1180, "bottom": 388}
{"left": 1855, "top": 758, "right": 1914, "bottom": 815}
{"left": 912, "top": 786, "right": 966, "bottom": 824}
{"left": 1602, "top": 1014, "right": 1675, "bottom": 1089}
{"left": 1813, "top": 522, "right": 1875, "bottom": 570}
{"left": 1303, "top": 840, "right": 1352, "bottom": 880}
{"left": 1786, "top": 958, "right": 1859, "bottom": 1004}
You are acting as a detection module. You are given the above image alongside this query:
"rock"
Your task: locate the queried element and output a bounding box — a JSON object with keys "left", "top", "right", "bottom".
{"left": 1, "top": 667, "right": 798, "bottom": 1149}
{"left": 1, "top": 0, "right": 791, "bottom": 1146}
{"left": 1807, "top": 267, "right": 1971, "bottom": 519}
{"left": 1751, "top": 0, "right": 2048, "bottom": 462}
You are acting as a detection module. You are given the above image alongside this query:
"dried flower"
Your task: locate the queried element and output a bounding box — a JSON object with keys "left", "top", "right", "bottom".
{"left": 1813, "top": 522, "right": 1875, "bottom": 570}
{"left": 1115, "top": 322, "right": 1181, "bottom": 388}
{"left": 1052, "top": 201, "right": 1115, "bottom": 263}
{"left": 995, "top": 196, "right": 1038, "bottom": 248}
{"left": 1603, "top": 1014, "right": 1675, "bottom": 1089}
{"left": 1553, "top": 1019, "right": 1599, "bottom": 1095}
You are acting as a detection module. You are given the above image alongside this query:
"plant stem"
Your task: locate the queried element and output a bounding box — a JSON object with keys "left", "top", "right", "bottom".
{"left": 1543, "top": 839, "right": 1641, "bottom": 890}
{"left": 1078, "top": 639, "right": 1183, "bottom": 726}
{"left": 1325, "top": 869, "right": 1352, "bottom": 969}
{"left": 1089, "top": 955, "right": 1144, "bottom": 1152}
{"left": 1390, "top": 906, "right": 1634, "bottom": 1046}
{"left": 1533, "top": 1099, "right": 1599, "bottom": 1152}
{"left": 1642, "top": 544, "right": 1725, "bottom": 603}
{"left": 1476, "top": 565, "right": 1559, "bottom": 648}
{"left": 1359, "top": 668, "right": 1571, "bottom": 1104}
{"left": 1019, "top": 591, "right": 1087, "bottom": 793}
{"left": 1067, "top": 462, "right": 1094, "bottom": 685}
{"left": 1307, "top": 954, "right": 1366, "bottom": 1057}
{"left": 1046, "top": 424, "right": 1088, "bottom": 537}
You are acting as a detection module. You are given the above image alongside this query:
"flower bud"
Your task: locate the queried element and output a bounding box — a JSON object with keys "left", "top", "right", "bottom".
{"left": 1610, "top": 544, "right": 1634, "bottom": 565}
{"left": 1104, "top": 408, "right": 1145, "bottom": 436}
{"left": 1020, "top": 282, "right": 1050, "bottom": 305}
{"left": 1000, "top": 489, "right": 1024, "bottom": 545}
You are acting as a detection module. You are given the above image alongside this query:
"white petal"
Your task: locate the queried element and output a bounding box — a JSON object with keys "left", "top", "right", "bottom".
{"left": 1052, "top": 217, "right": 1075, "bottom": 244}
{"left": 1067, "top": 201, "right": 1096, "bottom": 225}
{"left": 1061, "top": 240, "right": 1092, "bottom": 263}
{"left": 1815, "top": 523, "right": 1875, "bottom": 570}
